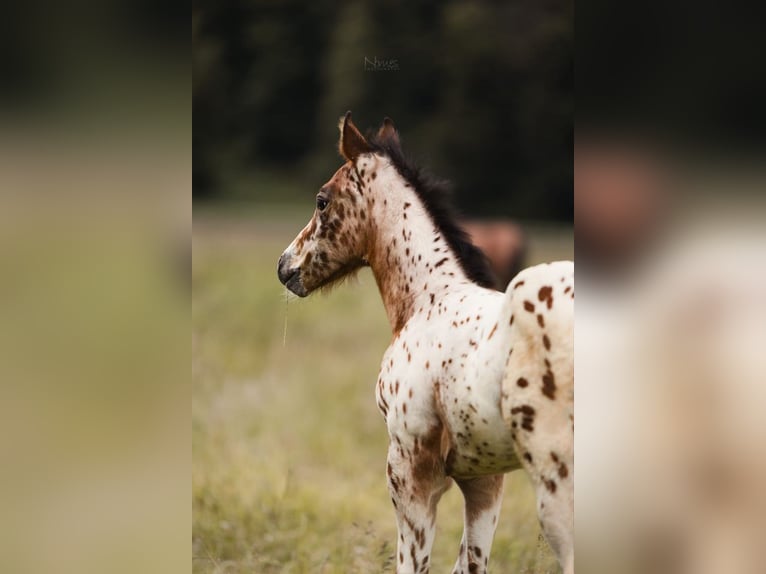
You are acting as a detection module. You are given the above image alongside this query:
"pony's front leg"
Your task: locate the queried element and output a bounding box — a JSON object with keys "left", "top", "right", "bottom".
{"left": 387, "top": 441, "right": 450, "bottom": 574}
{"left": 451, "top": 475, "right": 504, "bottom": 574}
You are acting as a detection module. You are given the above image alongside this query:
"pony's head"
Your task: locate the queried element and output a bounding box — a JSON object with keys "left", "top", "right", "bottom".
{"left": 278, "top": 112, "right": 399, "bottom": 296}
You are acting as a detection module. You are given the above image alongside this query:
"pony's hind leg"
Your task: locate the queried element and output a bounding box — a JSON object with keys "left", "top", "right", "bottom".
{"left": 535, "top": 478, "right": 574, "bottom": 574}
{"left": 451, "top": 474, "right": 504, "bottom": 574}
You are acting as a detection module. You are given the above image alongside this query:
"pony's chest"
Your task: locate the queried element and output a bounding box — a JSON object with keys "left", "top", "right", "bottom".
{"left": 375, "top": 334, "right": 443, "bottom": 437}
{"left": 375, "top": 307, "right": 489, "bottom": 421}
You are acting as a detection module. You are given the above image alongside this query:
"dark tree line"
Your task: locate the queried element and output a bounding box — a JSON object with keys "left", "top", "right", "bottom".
{"left": 193, "top": 0, "right": 573, "bottom": 221}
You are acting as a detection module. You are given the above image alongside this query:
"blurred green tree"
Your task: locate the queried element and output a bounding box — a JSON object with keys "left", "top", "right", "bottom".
{"left": 193, "top": 0, "right": 572, "bottom": 221}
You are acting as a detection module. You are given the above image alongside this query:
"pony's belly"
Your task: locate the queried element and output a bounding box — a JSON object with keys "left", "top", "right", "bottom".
{"left": 442, "top": 398, "right": 522, "bottom": 479}
{"left": 447, "top": 443, "right": 521, "bottom": 479}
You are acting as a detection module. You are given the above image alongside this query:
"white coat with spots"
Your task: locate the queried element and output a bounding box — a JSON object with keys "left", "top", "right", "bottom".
{"left": 278, "top": 113, "right": 574, "bottom": 574}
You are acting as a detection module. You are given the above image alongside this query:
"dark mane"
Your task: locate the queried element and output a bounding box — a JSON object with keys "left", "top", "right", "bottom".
{"left": 368, "top": 133, "right": 498, "bottom": 290}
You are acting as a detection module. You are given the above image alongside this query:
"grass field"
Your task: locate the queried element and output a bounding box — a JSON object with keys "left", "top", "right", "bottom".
{"left": 192, "top": 207, "right": 573, "bottom": 573}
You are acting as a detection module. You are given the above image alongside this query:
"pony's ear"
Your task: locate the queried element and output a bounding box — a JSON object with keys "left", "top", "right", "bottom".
{"left": 338, "top": 111, "right": 371, "bottom": 161}
{"left": 376, "top": 117, "right": 401, "bottom": 150}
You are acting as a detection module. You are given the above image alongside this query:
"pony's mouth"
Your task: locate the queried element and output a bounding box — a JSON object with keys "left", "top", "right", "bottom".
{"left": 277, "top": 256, "right": 308, "bottom": 297}
{"left": 280, "top": 269, "right": 307, "bottom": 297}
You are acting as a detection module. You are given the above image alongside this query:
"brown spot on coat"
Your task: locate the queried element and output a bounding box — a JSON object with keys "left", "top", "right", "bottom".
{"left": 542, "top": 369, "right": 556, "bottom": 400}
{"left": 523, "top": 300, "right": 535, "bottom": 312}
{"left": 511, "top": 405, "right": 535, "bottom": 416}
{"left": 538, "top": 285, "right": 554, "bottom": 309}
{"left": 415, "top": 527, "right": 425, "bottom": 549}
{"left": 409, "top": 423, "right": 450, "bottom": 510}
{"left": 545, "top": 478, "right": 557, "bottom": 494}
{"left": 521, "top": 418, "right": 535, "bottom": 431}
{"left": 511, "top": 404, "right": 536, "bottom": 432}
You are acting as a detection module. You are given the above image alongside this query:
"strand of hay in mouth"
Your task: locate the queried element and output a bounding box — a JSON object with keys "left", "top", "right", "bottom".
{"left": 283, "top": 290, "right": 292, "bottom": 347}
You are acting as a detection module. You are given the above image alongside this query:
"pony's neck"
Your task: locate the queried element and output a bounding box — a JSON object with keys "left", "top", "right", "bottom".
{"left": 365, "top": 172, "right": 471, "bottom": 334}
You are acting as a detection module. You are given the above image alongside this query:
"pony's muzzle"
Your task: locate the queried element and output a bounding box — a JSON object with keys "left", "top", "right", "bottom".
{"left": 277, "top": 252, "right": 306, "bottom": 296}
{"left": 277, "top": 252, "right": 297, "bottom": 284}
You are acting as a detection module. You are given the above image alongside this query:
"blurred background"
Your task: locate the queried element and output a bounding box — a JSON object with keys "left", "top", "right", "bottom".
{"left": 193, "top": 0, "right": 572, "bottom": 572}
{"left": 192, "top": 0, "right": 572, "bottom": 221}
{"left": 0, "top": 2, "right": 188, "bottom": 574}
{"left": 576, "top": 3, "right": 766, "bottom": 573}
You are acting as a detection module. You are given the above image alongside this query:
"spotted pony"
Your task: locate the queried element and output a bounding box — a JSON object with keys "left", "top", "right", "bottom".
{"left": 278, "top": 113, "right": 574, "bottom": 574}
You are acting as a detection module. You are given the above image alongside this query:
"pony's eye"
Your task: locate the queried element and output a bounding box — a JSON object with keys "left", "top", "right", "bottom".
{"left": 316, "top": 196, "right": 329, "bottom": 211}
